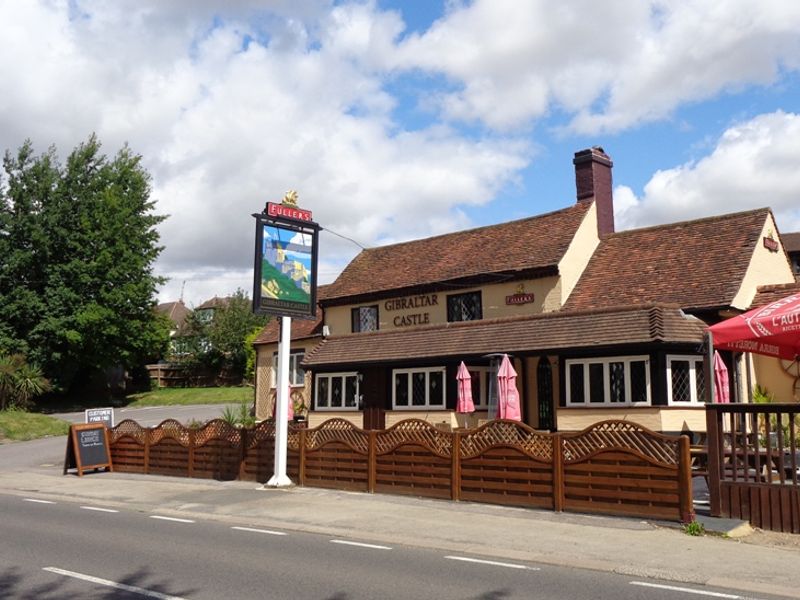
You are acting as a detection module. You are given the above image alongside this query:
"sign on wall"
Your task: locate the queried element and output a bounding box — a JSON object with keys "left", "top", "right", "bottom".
{"left": 252, "top": 191, "right": 320, "bottom": 319}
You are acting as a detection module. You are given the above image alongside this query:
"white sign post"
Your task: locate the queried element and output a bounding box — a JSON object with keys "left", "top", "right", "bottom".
{"left": 266, "top": 316, "right": 293, "bottom": 487}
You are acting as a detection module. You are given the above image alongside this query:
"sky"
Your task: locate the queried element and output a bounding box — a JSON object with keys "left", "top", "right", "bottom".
{"left": 1, "top": 0, "right": 799, "bottom": 307}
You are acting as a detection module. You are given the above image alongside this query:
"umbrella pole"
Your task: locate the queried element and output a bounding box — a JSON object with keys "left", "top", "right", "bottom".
{"left": 706, "top": 331, "right": 715, "bottom": 405}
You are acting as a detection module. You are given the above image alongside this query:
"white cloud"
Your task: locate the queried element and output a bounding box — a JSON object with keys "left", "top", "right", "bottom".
{"left": 615, "top": 111, "right": 800, "bottom": 233}
{"left": 392, "top": 0, "right": 800, "bottom": 133}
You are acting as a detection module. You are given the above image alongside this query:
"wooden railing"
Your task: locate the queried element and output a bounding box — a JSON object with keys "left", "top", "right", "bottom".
{"left": 706, "top": 404, "right": 800, "bottom": 533}
{"left": 109, "top": 417, "right": 694, "bottom": 524}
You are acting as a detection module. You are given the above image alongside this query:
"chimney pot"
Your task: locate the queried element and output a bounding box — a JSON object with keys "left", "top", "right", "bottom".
{"left": 574, "top": 147, "right": 614, "bottom": 236}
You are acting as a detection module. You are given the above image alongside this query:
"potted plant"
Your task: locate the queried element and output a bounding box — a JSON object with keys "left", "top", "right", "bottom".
{"left": 292, "top": 398, "right": 308, "bottom": 424}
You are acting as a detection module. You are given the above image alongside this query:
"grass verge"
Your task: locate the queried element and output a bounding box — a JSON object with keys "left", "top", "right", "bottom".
{"left": 126, "top": 386, "right": 254, "bottom": 408}
{"left": 0, "top": 409, "right": 70, "bottom": 442}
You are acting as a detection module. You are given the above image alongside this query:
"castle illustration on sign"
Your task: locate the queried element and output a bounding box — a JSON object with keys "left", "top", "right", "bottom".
{"left": 261, "top": 225, "right": 312, "bottom": 305}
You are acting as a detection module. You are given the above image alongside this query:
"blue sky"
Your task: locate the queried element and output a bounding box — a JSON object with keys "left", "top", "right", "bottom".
{"left": 1, "top": 1, "right": 799, "bottom": 305}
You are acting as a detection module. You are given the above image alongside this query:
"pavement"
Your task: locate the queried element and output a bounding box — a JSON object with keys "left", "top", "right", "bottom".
{"left": 1, "top": 439, "right": 799, "bottom": 598}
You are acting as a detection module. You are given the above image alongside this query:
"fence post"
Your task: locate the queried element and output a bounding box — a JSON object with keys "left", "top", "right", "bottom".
{"left": 705, "top": 406, "right": 722, "bottom": 517}
{"left": 368, "top": 431, "right": 376, "bottom": 493}
{"left": 188, "top": 427, "right": 195, "bottom": 478}
{"left": 144, "top": 427, "right": 151, "bottom": 475}
{"left": 299, "top": 428, "right": 307, "bottom": 487}
{"left": 552, "top": 433, "right": 564, "bottom": 512}
{"left": 451, "top": 430, "right": 461, "bottom": 501}
{"left": 239, "top": 427, "right": 249, "bottom": 481}
{"left": 677, "top": 435, "right": 695, "bottom": 523}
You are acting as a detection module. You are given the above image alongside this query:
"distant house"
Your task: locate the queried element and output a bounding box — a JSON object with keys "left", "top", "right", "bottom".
{"left": 156, "top": 300, "right": 192, "bottom": 357}
{"left": 195, "top": 296, "right": 232, "bottom": 323}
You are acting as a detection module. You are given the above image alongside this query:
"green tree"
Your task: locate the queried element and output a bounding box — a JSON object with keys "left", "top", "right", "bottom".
{"left": 180, "top": 290, "right": 268, "bottom": 383}
{"left": 0, "top": 353, "right": 51, "bottom": 411}
{"left": 0, "top": 136, "right": 169, "bottom": 395}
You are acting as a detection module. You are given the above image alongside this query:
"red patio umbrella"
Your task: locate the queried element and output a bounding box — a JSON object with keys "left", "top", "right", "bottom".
{"left": 709, "top": 293, "right": 800, "bottom": 360}
{"left": 271, "top": 388, "right": 294, "bottom": 421}
{"left": 456, "top": 361, "right": 475, "bottom": 414}
{"left": 496, "top": 354, "right": 521, "bottom": 421}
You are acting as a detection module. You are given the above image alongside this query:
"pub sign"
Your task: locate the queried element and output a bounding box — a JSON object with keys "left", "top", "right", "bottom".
{"left": 252, "top": 191, "right": 320, "bottom": 319}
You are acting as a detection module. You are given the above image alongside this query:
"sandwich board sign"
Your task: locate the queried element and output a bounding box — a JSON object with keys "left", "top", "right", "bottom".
{"left": 63, "top": 423, "right": 113, "bottom": 477}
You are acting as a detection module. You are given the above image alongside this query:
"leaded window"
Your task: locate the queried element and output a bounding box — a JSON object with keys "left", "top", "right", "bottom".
{"left": 447, "top": 292, "right": 482, "bottom": 322}
{"left": 392, "top": 367, "right": 446, "bottom": 409}
{"left": 315, "top": 372, "right": 359, "bottom": 410}
{"left": 565, "top": 356, "right": 651, "bottom": 406}
{"left": 666, "top": 355, "right": 707, "bottom": 404}
{"left": 351, "top": 305, "right": 379, "bottom": 332}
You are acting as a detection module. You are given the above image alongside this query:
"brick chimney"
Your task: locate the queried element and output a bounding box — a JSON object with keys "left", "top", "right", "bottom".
{"left": 574, "top": 146, "right": 614, "bottom": 236}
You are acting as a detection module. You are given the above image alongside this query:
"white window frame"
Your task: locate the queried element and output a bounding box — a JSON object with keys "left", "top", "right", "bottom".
{"left": 392, "top": 367, "right": 447, "bottom": 410}
{"left": 666, "top": 355, "right": 706, "bottom": 405}
{"left": 315, "top": 372, "right": 360, "bottom": 411}
{"left": 271, "top": 351, "right": 305, "bottom": 388}
{"left": 465, "top": 366, "right": 492, "bottom": 410}
{"left": 565, "top": 356, "right": 651, "bottom": 407}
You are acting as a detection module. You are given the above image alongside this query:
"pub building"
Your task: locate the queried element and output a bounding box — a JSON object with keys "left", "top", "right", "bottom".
{"left": 254, "top": 147, "right": 799, "bottom": 436}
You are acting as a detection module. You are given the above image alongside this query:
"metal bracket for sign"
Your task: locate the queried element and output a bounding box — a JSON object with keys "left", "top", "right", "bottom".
{"left": 252, "top": 206, "right": 320, "bottom": 320}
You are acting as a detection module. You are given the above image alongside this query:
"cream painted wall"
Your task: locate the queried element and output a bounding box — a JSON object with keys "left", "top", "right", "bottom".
{"left": 752, "top": 354, "right": 800, "bottom": 402}
{"left": 556, "top": 407, "right": 708, "bottom": 433}
{"left": 558, "top": 201, "right": 600, "bottom": 305}
{"left": 324, "top": 276, "right": 563, "bottom": 336}
{"left": 730, "top": 213, "right": 796, "bottom": 309}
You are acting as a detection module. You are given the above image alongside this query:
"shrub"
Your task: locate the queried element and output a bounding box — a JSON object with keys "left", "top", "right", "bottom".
{"left": 0, "top": 353, "right": 51, "bottom": 411}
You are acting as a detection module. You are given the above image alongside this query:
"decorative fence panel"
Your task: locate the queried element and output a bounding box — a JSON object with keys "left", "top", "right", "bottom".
{"left": 108, "top": 417, "right": 693, "bottom": 523}
{"left": 302, "top": 419, "right": 369, "bottom": 491}
{"left": 459, "top": 421, "right": 554, "bottom": 508}
{"left": 374, "top": 420, "right": 452, "bottom": 499}
{"left": 706, "top": 404, "right": 800, "bottom": 533}
{"left": 561, "top": 422, "right": 692, "bottom": 522}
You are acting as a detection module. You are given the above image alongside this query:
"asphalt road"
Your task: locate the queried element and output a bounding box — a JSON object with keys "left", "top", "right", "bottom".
{"left": 51, "top": 404, "right": 238, "bottom": 427}
{"left": 0, "top": 493, "right": 780, "bottom": 600}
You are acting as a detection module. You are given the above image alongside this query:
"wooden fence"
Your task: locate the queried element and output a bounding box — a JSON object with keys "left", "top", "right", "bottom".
{"left": 109, "top": 417, "right": 694, "bottom": 523}
{"left": 706, "top": 404, "right": 800, "bottom": 533}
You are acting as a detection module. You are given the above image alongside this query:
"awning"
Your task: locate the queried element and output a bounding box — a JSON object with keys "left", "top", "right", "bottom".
{"left": 709, "top": 293, "right": 800, "bottom": 360}
{"left": 303, "top": 305, "right": 706, "bottom": 368}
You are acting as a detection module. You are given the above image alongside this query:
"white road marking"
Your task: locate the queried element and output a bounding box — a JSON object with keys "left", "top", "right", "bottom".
{"left": 149, "top": 515, "right": 195, "bottom": 523}
{"left": 630, "top": 582, "right": 754, "bottom": 598}
{"left": 232, "top": 526, "right": 287, "bottom": 536}
{"left": 80, "top": 506, "right": 119, "bottom": 513}
{"left": 43, "top": 567, "right": 187, "bottom": 599}
{"left": 444, "top": 556, "right": 539, "bottom": 571}
{"left": 24, "top": 498, "right": 55, "bottom": 504}
{"left": 330, "top": 540, "right": 392, "bottom": 550}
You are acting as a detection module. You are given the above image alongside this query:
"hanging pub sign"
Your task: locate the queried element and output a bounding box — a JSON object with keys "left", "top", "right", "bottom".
{"left": 252, "top": 190, "right": 320, "bottom": 319}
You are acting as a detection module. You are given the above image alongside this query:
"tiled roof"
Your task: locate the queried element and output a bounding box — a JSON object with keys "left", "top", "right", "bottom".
{"left": 783, "top": 232, "right": 800, "bottom": 253}
{"left": 252, "top": 308, "right": 323, "bottom": 346}
{"left": 322, "top": 202, "right": 592, "bottom": 303}
{"left": 252, "top": 285, "right": 330, "bottom": 345}
{"left": 750, "top": 282, "right": 800, "bottom": 309}
{"left": 303, "top": 305, "right": 705, "bottom": 367}
{"left": 564, "top": 208, "right": 770, "bottom": 312}
{"left": 156, "top": 300, "right": 191, "bottom": 330}
{"left": 196, "top": 296, "right": 232, "bottom": 310}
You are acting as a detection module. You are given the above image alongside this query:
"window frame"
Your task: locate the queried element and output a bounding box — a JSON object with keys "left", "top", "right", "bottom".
{"left": 271, "top": 351, "right": 306, "bottom": 388}
{"left": 392, "top": 366, "right": 447, "bottom": 410}
{"left": 666, "top": 354, "right": 707, "bottom": 406}
{"left": 446, "top": 291, "right": 482, "bottom": 323}
{"left": 314, "top": 372, "right": 360, "bottom": 411}
{"left": 465, "top": 366, "right": 492, "bottom": 410}
{"left": 564, "top": 356, "right": 651, "bottom": 407}
{"left": 351, "top": 304, "right": 379, "bottom": 333}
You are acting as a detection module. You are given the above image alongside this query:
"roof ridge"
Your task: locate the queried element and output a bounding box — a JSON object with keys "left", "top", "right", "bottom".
{"left": 608, "top": 207, "right": 770, "bottom": 238}
{"left": 349, "top": 203, "right": 589, "bottom": 255}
